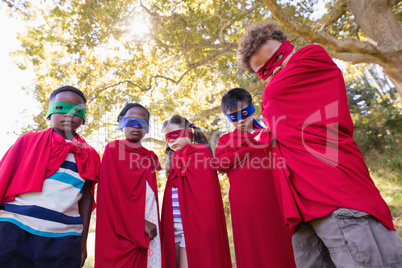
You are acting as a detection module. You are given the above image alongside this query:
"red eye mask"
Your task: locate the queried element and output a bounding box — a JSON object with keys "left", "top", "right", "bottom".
{"left": 255, "top": 40, "right": 294, "bottom": 81}
{"left": 165, "top": 129, "right": 193, "bottom": 142}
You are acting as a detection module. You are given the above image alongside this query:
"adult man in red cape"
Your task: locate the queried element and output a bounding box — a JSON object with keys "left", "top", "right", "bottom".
{"left": 161, "top": 142, "right": 232, "bottom": 268}
{"left": 95, "top": 140, "right": 161, "bottom": 268}
{"left": 236, "top": 21, "right": 402, "bottom": 267}
{"left": 214, "top": 88, "right": 296, "bottom": 268}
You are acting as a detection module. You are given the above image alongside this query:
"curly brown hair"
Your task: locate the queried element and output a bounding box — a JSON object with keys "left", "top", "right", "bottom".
{"left": 237, "top": 21, "right": 287, "bottom": 73}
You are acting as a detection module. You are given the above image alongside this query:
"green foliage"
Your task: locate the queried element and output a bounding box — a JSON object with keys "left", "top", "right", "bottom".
{"left": 365, "top": 148, "right": 402, "bottom": 238}
{"left": 82, "top": 255, "right": 94, "bottom": 268}
{"left": 9, "top": 0, "right": 282, "bottom": 143}
{"left": 7, "top": 0, "right": 402, "bottom": 246}
{"left": 393, "top": 1, "right": 402, "bottom": 22}
{"left": 346, "top": 65, "right": 401, "bottom": 153}
{"left": 344, "top": 64, "right": 401, "bottom": 237}
{"left": 1, "top": 0, "right": 31, "bottom": 17}
{"left": 11, "top": 0, "right": 400, "bottom": 147}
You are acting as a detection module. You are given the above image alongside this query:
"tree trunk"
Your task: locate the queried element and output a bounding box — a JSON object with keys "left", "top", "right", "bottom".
{"left": 346, "top": 0, "right": 402, "bottom": 96}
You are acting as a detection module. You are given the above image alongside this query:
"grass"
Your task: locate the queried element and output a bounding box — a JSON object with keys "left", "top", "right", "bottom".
{"left": 364, "top": 148, "right": 402, "bottom": 238}
{"left": 82, "top": 146, "right": 401, "bottom": 268}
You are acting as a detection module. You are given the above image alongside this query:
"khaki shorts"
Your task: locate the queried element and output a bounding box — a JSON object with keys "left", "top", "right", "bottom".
{"left": 292, "top": 208, "right": 402, "bottom": 268}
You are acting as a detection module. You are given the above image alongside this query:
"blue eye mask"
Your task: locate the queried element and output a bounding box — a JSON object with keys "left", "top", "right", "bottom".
{"left": 226, "top": 103, "right": 255, "bottom": 122}
{"left": 118, "top": 117, "right": 149, "bottom": 133}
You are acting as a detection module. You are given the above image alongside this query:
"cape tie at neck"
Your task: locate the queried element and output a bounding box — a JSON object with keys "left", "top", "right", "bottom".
{"left": 68, "top": 141, "right": 82, "bottom": 153}
{"left": 169, "top": 145, "right": 190, "bottom": 187}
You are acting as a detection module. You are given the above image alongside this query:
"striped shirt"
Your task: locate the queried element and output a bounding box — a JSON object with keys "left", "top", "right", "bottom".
{"left": 0, "top": 152, "right": 85, "bottom": 237}
{"left": 172, "top": 187, "right": 181, "bottom": 223}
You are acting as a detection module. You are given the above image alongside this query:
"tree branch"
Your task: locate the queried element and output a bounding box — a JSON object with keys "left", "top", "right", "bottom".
{"left": 90, "top": 80, "right": 151, "bottom": 102}
{"left": 140, "top": 0, "right": 187, "bottom": 28}
{"left": 326, "top": 50, "right": 384, "bottom": 65}
{"left": 91, "top": 46, "right": 236, "bottom": 102}
{"left": 140, "top": 0, "right": 193, "bottom": 66}
{"left": 143, "top": 137, "right": 165, "bottom": 146}
{"left": 182, "top": 31, "right": 191, "bottom": 66}
{"left": 215, "top": 2, "right": 262, "bottom": 44}
{"left": 219, "top": 19, "right": 232, "bottom": 44}
{"left": 186, "top": 43, "right": 238, "bottom": 49}
{"left": 190, "top": 106, "right": 222, "bottom": 122}
{"left": 313, "top": 0, "right": 347, "bottom": 30}
{"left": 262, "top": 0, "right": 380, "bottom": 56}
{"left": 158, "top": 45, "right": 235, "bottom": 85}
{"left": 190, "top": 79, "right": 266, "bottom": 122}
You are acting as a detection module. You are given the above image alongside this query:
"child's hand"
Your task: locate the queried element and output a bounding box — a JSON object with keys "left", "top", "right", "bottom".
{"left": 145, "top": 220, "right": 157, "bottom": 240}
{"left": 80, "top": 248, "right": 87, "bottom": 267}
{"left": 255, "top": 128, "right": 271, "bottom": 144}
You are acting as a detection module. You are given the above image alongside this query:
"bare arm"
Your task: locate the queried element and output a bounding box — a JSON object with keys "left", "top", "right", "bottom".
{"left": 78, "top": 180, "right": 94, "bottom": 267}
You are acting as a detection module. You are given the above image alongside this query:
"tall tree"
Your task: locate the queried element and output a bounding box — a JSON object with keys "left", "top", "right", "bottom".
{"left": 263, "top": 0, "right": 402, "bottom": 96}
{"left": 10, "top": 0, "right": 401, "bottom": 147}
{"left": 1, "top": 0, "right": 31, "bottom": 15}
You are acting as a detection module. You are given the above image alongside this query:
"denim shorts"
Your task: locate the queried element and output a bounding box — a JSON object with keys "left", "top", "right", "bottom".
{"left": 291, "top": 208, "right": 402, "bottom": 268}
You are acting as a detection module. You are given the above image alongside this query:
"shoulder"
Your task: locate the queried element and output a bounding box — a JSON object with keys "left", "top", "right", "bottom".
{"left": 148, "top": 149, "right": 159, "bottom": 160}
{"left": 77, "top": 136, "right": 100, "bottom": 157}
{"left": 294, "top": 44, "right": 331, "bottom": 60}
{"left": 102, "top": 140, "right": 120, "bottom": 156}
{"left": 105, "top": 140, "right": 119, "bottom": 149}
{"left": 190, "top": 143, "right": 213, "bottom": 157}
{"left": 288, "top": 44, "right": 336, "bottom": 69}
{"left": 218, "top": 131, "right": 234, "bottom": 144}
{"left": 16, "top": 128, "right": 51, "bottom": 144}
{"left": 140, "top": 146, "right": 159, "bottom": 161}
{"left": 215, "top": 132, "right": 235, "bottom": 152}
{"left": 299, "top": 44, "right": 327, "bottom": 53}
{"left": 16, "top": 131, "right": 36, "bottom": 142}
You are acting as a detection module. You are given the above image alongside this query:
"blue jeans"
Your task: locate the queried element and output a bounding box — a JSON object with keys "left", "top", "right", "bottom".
{"left": 292, "top": 208, "right": 402, "bottom": 268}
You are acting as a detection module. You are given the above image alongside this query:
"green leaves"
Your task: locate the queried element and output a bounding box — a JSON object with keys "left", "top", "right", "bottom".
{"left": 11, "top": 0, "right": 400, "bottom": 147}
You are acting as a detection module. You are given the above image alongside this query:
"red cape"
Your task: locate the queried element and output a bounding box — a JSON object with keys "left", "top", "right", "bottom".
{"left": 260, "top": 44, "right": 394, "bottom": 230}
{"left": 215, "top": 127, "right": 296, "bottom": 268}
{"left": 0, "top": 128, "right": 100, "bottom": 204}
{"left": 161, "top": 143, "right": 232, "bottom": 268}
{"left": 95, "top": 140, "right": 161, "bottom": 268}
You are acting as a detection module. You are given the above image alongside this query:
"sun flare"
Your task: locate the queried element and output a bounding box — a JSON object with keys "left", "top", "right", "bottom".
{"left": 130, "top": 19, "right": 149, "bottom": 36}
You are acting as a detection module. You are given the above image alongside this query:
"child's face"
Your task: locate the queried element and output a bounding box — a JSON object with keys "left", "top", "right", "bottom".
{"left": 49, "top": 91, "right": 85, "bottom": 139}
{"left": 163, "top": 123, "right": 192, "bottom": 152}
{"left": 249, "top": 39, "right": 293, "bottom": 83}
{"left": 122, "top": 107, "right": 148, "bottom": 143}
{"left": 226, "top": 102, "right": 255, "bottom": 132}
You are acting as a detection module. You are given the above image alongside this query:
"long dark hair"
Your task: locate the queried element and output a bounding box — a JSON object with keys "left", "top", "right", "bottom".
{"left": 162, "top": 115, "right": 212, "bottom": 175}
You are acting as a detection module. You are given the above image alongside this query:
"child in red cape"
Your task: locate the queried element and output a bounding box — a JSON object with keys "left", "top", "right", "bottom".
{"left": 95, "top": 103, "right": 162, "bottom": 268}
{"left": 214, "top": 88, "right": 296, "bottom": 268}
{"left": 161, "top": 115, "right": 232, "bottom": 268}
{"left": 237, "top": 21, "right": 402, "bottom": 267}
{"left": 0, "top": 86, "right": 100, "bottom": 267}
